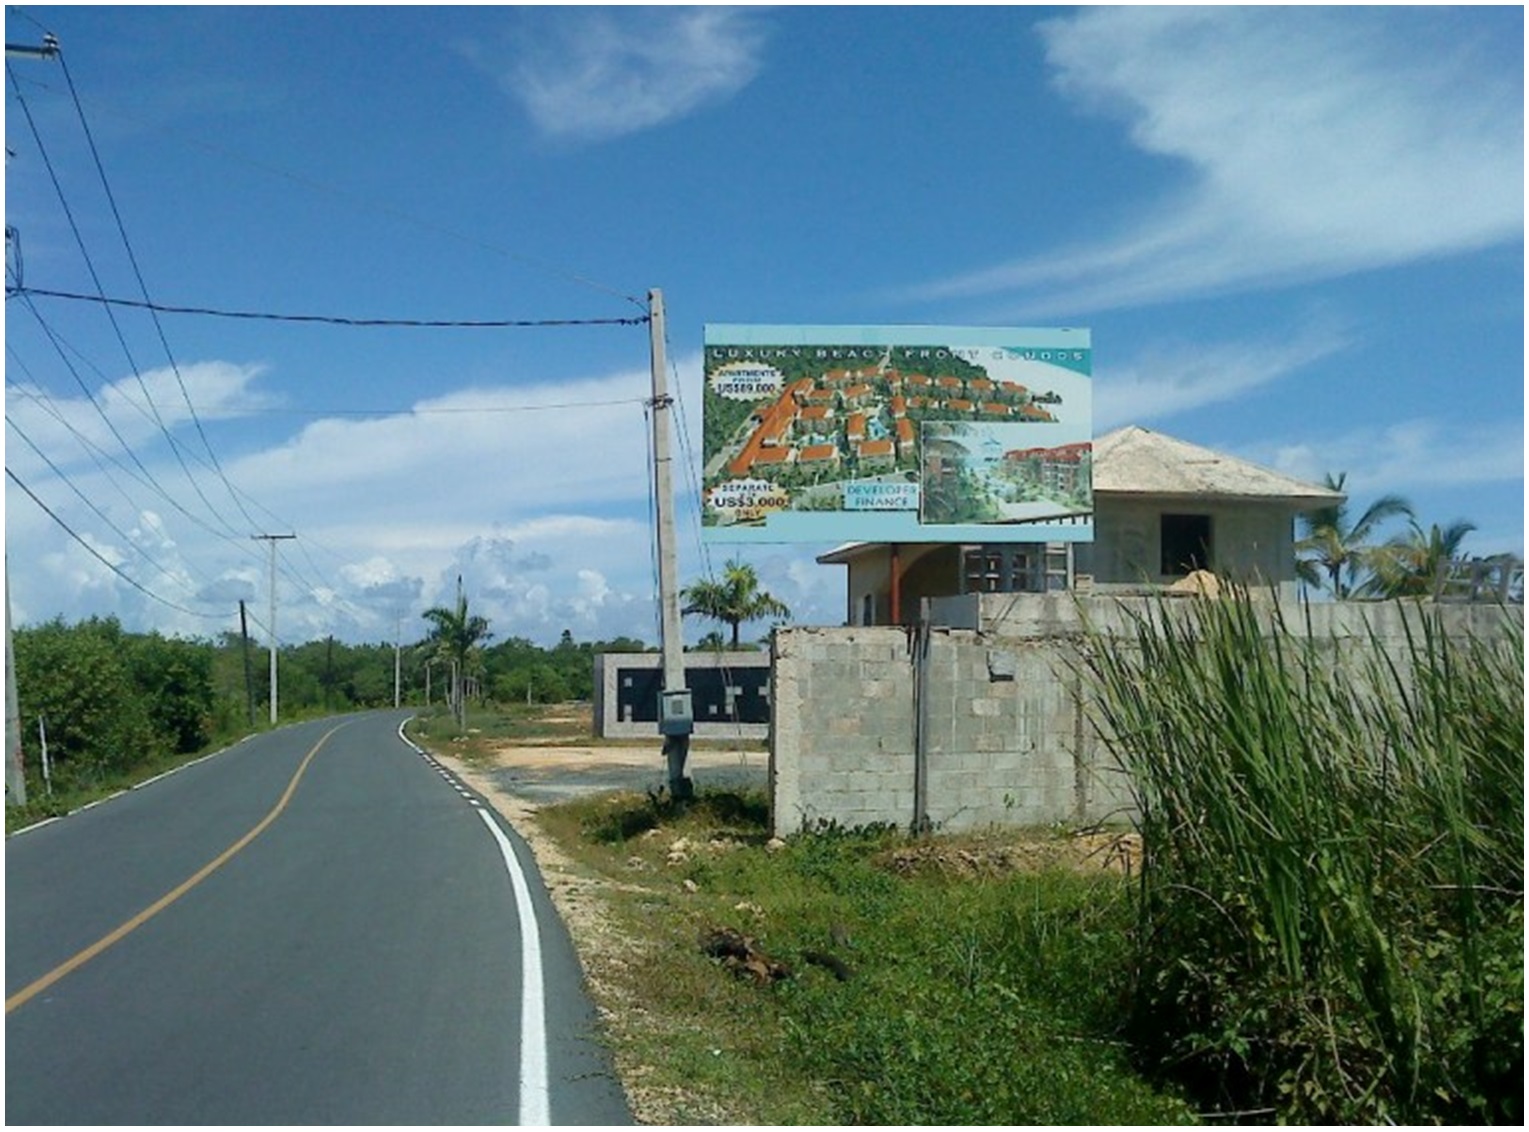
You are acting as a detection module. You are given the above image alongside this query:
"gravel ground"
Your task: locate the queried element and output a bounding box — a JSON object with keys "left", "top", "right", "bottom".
{"left": 480, "top": 744, "right": 768, "bottom": 805}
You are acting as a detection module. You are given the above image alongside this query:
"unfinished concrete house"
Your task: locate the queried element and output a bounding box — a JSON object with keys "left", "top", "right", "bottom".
{"left": 817, "top": 424, "right": 1346, "bottom": 625}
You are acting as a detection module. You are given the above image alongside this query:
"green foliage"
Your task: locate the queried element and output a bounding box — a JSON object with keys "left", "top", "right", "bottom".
{"left": 123, "top": 631, "right": 215, "bottom": 754}
{"left": 681, "top": 560, "right": 791, "bottom": 648}
{"left": 13, "top": 617, "right": 157, "bottom": 790}
{"left": 1362, "top": 518, "right": 1479, "bottom": 598}
{"left": 421, "top": 584, "right": 493, "bottom": 730}
{"left": 1295, "top": 470, "right": 1415, "bottom": 598}
{"left": 1078, "top": 591, "right": 1524, "bottom": 1123}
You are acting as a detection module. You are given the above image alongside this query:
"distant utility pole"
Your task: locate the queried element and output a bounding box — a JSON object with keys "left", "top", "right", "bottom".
{"left": 252, "top": 534, "right": 296, "bottom": 725}
{"left": 648, "top": 288, "right": 694, "bottom": 800}
{"left": 394, "top": 612, "right": 402, "bottom": 709}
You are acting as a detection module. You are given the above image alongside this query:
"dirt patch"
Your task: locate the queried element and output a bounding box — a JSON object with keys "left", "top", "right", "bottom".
{"left": 481, "top": 744, "right": 767, "bottom": 808}
{"left": 879, "top": 830, "right": 1141, "bottom": 879}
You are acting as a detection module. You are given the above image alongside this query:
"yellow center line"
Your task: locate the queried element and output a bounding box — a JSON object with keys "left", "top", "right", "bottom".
{"left": 6, "top": 722, "right": 348, "bottom": 1015}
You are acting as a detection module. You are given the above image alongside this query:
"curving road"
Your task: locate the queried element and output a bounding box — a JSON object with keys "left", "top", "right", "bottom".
{"left": 4, "top": 711, "right": 630, "bottom": 1125}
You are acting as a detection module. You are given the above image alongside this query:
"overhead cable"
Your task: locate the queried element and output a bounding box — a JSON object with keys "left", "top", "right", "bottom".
{"left": 58, "top": 44, "right": 263, "bottom": 534}
{"left": 8, "top": 285, "right": 651, "bottom": 329}
{"left": 6, "top": 60, "right": 247, "bottom": 541}
{"left": 6, "top": 467, "right": 229, "bottom": 621}
{"left": 6, "top": 413, "right": 228, "bottom": 595}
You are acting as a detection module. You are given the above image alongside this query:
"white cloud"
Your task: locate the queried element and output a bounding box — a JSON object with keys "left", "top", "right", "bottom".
{"left": 1257, "top": 418, "right": 1525, "bottom": 498}
{"left": 6, "top": 360, "right": 273, "bottom": 478}
{"left": 4, "top": 347, "right": 829, "bottom": 646}
{"left": 231, "top": 366, "right": 653, "bottom": 515}
{"left": 914, "top": 7, "right": 1523, "bottom": 314}
{"left": 497, "top": 7, "right": 769, "bottom": 141}
{"left": 1096, "top": 324, "right": 1351, "bottom": 431}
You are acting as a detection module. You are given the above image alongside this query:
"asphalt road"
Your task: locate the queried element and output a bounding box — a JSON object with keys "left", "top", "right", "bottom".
{"left": 4, "top": 711, "right": 631, "bottom": 1125}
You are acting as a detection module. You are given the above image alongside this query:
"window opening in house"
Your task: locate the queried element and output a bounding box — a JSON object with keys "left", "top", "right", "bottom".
{"left": 1160, "top": 514, "right": 1213, "bottom": 576}
{"left": 962, "top": 544, "right": 1070, "bottom": 594}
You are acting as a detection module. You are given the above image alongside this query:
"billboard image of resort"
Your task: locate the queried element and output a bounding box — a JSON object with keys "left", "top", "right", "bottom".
{"left": 701, "top": 325, "right": 1092, "bottom": 543}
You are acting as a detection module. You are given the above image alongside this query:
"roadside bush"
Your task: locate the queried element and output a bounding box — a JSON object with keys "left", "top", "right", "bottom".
{"left": 124, "top": 631, "right": 215, "bottom": 753}
{"left": 13, "top": 617, "right": 158, "bottom": 790}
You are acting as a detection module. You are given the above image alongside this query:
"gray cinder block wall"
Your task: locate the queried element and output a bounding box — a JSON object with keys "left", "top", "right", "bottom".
{"left": 769, "top": 595, "right": 1522, "bottom": 838}
{"left": 770, "top": 628, "right": 916, "bottom": 832}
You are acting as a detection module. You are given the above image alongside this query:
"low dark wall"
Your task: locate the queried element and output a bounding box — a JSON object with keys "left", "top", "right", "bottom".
{"left": 593, "top": 651, "right": 771, "bottom": 740}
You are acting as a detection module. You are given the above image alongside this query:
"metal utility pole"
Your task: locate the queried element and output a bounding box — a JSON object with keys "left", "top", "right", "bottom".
{"left": 252, "top": 534, "right": 296, "bottom": 725}
{"left": 648, "top": 289, "right": 694, "bottom": 800}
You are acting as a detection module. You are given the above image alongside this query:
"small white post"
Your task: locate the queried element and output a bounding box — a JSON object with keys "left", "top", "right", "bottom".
{"left": 38, "top": 715, "right": 51, "bottom": 797}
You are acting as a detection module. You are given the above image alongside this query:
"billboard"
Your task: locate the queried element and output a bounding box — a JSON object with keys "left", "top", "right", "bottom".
{"left": 702, "top": 325, "right": 1092, "bottom": 543}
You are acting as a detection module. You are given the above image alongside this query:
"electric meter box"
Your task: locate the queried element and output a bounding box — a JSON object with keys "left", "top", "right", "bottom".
{"left": 658, "top": 689, "right": 694, "bottom": 736}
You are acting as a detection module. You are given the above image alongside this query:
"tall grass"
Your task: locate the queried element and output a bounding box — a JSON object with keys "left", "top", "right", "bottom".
{"left": 1078, "top": 591, "right": 1523, "bottom": 1122}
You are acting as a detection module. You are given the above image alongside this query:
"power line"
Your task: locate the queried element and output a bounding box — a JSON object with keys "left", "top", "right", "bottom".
{"left": 57, "top": 44, "right": 263, "bottom": 535}
{"left": 8, "top": 338, "right": 319, "bottom": 594}
{"left": 224, "top": 397, "right": 650, "bottom": 417}
{"left": 12, "top": 292, "right": 193, "bottom": 517}
{"left": 5, "top": 467, "right": 229, "bottom": 621}
{"left": 5, "top": 413, "right": 229, "bottom": 597}
{"left": 7, "top": 286, "right": 651, "bottom": 329}
{"left": 3, "top": 64, "right": 647, "bottom": 314}
{"left": 6, "top": 60, "right": 247, "bottom": 541}
{"left": 11, "top": 312, "right": 337, "bottom": 607}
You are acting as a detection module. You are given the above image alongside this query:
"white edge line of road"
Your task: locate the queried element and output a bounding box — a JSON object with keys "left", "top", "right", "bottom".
{"left": 395, "top": 717, "right": 551, "bottom": 1126}
{"left": 7, "top": 734, "right": 258, "bottom": 838}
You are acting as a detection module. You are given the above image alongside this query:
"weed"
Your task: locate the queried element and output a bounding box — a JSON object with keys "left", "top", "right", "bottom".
{"left": 1077, "top": 590, "right": 1523, "bottom": 1123}
{"left": 536, "top": 781, "right": 1195, "bottom": 1124}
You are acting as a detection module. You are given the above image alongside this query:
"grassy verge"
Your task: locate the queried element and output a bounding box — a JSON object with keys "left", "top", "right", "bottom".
{"left": 533, "top": 787, "right": 1195, "bottom": 1124}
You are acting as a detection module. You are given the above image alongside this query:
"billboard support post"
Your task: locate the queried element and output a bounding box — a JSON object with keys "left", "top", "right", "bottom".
{"left": 648, "top": 289, "right": 693, "bottom": 801}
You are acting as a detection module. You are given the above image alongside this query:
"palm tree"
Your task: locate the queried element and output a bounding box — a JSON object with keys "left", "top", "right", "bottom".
{"left": 1295, "top": 472, "right": 1414, "bottom": 599}
{"left": 422, "top": 577, "right": 492, "bottom": 729}
{"left": 1362, "top": 518, "right": 1478, "bottom": 599}
{"left": 681, "top": 560, "right": 791, "bottom": 648}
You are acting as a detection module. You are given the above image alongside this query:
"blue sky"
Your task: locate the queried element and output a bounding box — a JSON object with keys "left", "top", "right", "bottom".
{"left": 4, "top": 5, "right": 1523, "bottom": 648}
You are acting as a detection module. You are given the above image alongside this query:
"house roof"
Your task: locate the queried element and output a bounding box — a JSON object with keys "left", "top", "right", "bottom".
{"left": 1092, "top": 425, "right": 1344, "bottom": 505}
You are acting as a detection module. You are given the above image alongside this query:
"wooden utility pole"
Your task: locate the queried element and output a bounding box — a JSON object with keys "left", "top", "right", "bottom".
{"left": 648, "top": 289, "right": 693, "bottom": 800}
{"left": 5, "top": 566, "right": 25, "bottom": 806}
{"left": 239, "top": 600, "right": 255, "bottom": 726}
{"left": 252, "top": 534, "right": 296, "bottom": 725}
{"left": 5, "top": 39, "right": 61, "bottom": 807}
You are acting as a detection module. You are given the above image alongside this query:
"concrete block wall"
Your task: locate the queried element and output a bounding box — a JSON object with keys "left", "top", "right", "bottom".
{"left": 770, "top": 596, "right": 1521, "bottom": 838}
{"left": 770, "top": 627, "right": 915, "bottom": 834}
{"left": 921, "top": 633, "right": 1125, "bottom": 831}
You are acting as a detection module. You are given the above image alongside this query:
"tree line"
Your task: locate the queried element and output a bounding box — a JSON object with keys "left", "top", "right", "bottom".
{"left": 8, "top": 616, "right": 650, "bottom": 802}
